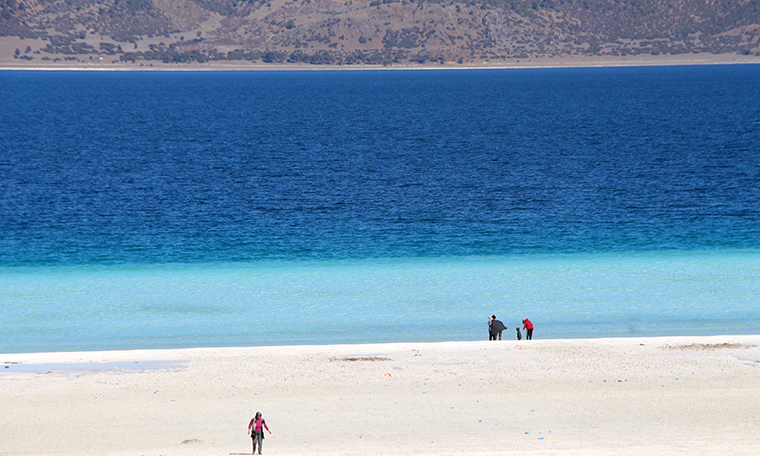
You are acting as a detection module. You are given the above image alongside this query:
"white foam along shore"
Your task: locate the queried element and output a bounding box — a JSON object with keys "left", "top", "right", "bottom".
{"left": 2, "top": 335, "right": 759, "bottom": 456}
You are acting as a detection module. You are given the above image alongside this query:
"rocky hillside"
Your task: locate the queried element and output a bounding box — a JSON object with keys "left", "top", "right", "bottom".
{"left": 3, "top": 0, "right": 760, "bottom": 65}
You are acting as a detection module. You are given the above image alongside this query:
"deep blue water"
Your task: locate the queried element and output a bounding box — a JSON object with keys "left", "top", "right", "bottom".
{"left": 1, "top": 66, "right": 759, "bottom": 353}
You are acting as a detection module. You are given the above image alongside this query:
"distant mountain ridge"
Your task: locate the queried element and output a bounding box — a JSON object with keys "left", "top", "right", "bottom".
{"left": 2, "top": 0, "right": 759, "bottom": 65}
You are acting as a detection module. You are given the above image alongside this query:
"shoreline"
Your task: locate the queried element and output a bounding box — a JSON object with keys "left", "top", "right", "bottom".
{"left": 3, "top": 332, "right": 759, "bottom": 359}
{"left": 2, "top": 53, "right": 760, "bottom": 71}
{"left": 2, "top": 335, "right": 759, "bottom": 455}
{"left": 2, "top": 333, "right": 759, "bottom": 360}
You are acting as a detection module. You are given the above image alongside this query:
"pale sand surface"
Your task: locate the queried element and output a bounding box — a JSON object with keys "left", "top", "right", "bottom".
{"left": 2, "top": 335, "right": 759, "bottom": 456}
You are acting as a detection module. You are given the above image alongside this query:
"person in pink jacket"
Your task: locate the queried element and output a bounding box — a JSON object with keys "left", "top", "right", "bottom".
{"left": 248, "top": 412, "right": 271, "bottom": 455}
{"left": 522, "top": 318, "right": 534, "bottom": 340}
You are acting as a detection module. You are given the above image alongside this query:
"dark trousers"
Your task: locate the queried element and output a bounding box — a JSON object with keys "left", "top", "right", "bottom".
{"left": 526, "top": 329, "right": 533, "bottom": 340}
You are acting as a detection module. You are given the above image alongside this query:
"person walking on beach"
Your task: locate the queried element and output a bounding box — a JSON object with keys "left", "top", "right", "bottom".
{"left": 248, "top": 412, "right": 271, "bottom": 455}
{"left": 522, "top": 318, "right": 534, "bottom": 340}
{"left": 489, "top": 315, "right": 506, "bottom": 340}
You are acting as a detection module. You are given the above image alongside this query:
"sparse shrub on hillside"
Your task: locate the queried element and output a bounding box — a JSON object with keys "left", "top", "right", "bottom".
{"left": 262, "top": 50, "right": 288, "bottom": 62}
{"left": 111, "top": 0, "right": 153, "bottom": 12}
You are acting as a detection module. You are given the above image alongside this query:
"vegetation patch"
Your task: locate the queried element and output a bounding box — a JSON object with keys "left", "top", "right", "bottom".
{"left": 668, "top": 343, "right": 755, "bottom": 351}
{"left": 331, "top": 356, "right": 392, "bottom": 362}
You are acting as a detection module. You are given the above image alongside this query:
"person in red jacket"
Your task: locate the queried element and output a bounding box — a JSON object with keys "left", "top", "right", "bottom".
{"left": 522, "top": 318, "right": 534, "bottom": 340}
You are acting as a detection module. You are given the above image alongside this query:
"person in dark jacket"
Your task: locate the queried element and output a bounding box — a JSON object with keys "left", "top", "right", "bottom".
{"left": 488, "top": 315, "right": 507, "bottom": 340}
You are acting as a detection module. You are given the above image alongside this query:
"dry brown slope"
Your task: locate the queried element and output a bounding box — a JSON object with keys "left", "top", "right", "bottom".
{"left": 2, "top": 0, "right": 759, "bottom": 65}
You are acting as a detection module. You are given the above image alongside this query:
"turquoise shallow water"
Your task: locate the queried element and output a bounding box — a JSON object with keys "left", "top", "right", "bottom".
{"left": 2, "top": 250, "right": 759, "bottom": 353}
{"left": 1, "top": 67, "right": 759, "bottom": 352}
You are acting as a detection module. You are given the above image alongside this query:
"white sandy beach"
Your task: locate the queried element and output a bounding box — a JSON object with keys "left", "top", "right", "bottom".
{"left": 2, "top": 335, "right": 759, "bottom": 456}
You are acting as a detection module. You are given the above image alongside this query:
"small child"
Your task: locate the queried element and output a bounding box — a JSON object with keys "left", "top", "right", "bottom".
{"left": 516, "top": 327, "right": 522, "bottom": 340}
